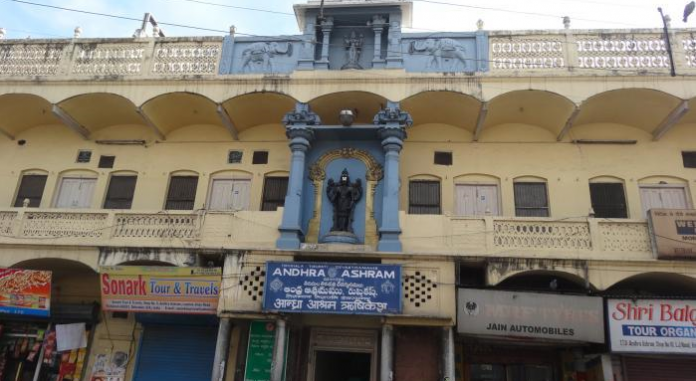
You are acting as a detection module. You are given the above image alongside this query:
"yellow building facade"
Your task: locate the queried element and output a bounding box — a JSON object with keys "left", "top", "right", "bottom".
{"left": 1, "top": 1, "right": 696, "bottom": 381}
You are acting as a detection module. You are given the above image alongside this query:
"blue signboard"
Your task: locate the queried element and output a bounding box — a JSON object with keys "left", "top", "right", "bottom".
{"left": 263, "top": 262, "right": 402, "bottom": 315}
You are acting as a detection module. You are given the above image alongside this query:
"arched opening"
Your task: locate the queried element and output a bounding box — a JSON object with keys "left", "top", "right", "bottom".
{"left": 605, "top": 272, "right": 696, "bottom": 298}
{"left": 496, "top": 270, "right": 592, "bottom": 294}
{"left": 309, "top": 91, "right": 388, "bottom": 125}
{"left": 0, "top": 93, "right": 62, "bottom": 139}
{"left": 220, "top": 92, "right": 296, "bottom": 141}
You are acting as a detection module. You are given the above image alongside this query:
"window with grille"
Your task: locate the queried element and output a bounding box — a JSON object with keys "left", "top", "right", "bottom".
{"left": 514, "top": 182, "right": 549, "bottom": 217}
{"left": 590, "top": 183, "right": 627, "bottom": 218}
{"left": 13, "top": 175, "right": 48, "bottom": 207}
{"left": 165, "top": 176, "right": 198, "bottom": 210}
{"left": 409, "top": 180, "right": 441, "bottom": 215}
{"left": 434, "top": 152, "right": 453, "bottom": 166}
{"left": 104, "top": 176, "right": 137, "bottom": 209}
{"left": 252, "top": 151, "right": 269, "bottom": 165}
{"left": 76, "top": 150, "right": 92, "bottom": 163}
{"left": 228, "top": 150, "right": 243, "bottom": 164}
{"left": 261, "top": 177, "right": 289, "bottom": 211}
{"left": 98, "top": 155, "right": 116, "bottom": 169}
{"left": 683, "top": 152, "right": 696, "bottom": 168}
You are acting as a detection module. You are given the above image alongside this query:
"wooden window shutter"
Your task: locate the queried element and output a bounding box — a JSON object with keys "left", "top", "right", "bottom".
{"left": 514, "top": 182, "right": 549, "bottom": 217}
{"left": 590, "top": 183, "right": 627, "bottom": 218}
{"left": 104, "top": 176, "right": 137, "bottom": 209}
{"left": 14, "top": 175, "right": 48, "bottom": 207}
{"left": 166, "top": 176, "right": 199, "bottom": 210}
{"left": 409, "top": 181, "right": 441, "bottom": 215}
{"left": 261, "top": 177, "right": 289, "bottom": 211}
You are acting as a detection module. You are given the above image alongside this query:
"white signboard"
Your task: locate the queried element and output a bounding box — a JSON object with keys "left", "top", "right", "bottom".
{"left": 608, "top": 299, "right": 696, "bottom": 354}
{"left": 457, "top": 289, "right": 604, "bottom": 343}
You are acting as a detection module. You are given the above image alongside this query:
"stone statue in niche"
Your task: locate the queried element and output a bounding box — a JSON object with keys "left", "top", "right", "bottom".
{"left": 326, "top": 168, "right": 363, "bottom": 234}
{"left": 409, "top": 38, "right": 469, "bottom": 71}
{"left": 342, "top": 31, "right": 364, "bottom": 70}
{"left": 241, "top": 42, "right": 293, "bottom": 73}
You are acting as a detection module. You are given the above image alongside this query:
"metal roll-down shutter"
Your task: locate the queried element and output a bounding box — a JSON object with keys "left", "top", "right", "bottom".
{"left": 133, "top": 325, "right": 217, "bottom": 381}
{"left": 623, "top": 356, "right": 696, "bottom": 381}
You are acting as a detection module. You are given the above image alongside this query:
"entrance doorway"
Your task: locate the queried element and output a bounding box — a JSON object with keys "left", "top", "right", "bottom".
{"left": 307, "top": 328, "right": 378, "bottom": 381}
{"left": 314, "top": 351, "right": 371, "bottom": 381}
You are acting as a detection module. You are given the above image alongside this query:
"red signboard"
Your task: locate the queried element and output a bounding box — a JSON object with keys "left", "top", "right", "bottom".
{"left": 0, "top": 269, "right": 52, "bottom": 317}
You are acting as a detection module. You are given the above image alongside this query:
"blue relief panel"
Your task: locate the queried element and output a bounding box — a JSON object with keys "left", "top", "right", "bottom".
{"left": 402, "top": 32, "right": 489, "bottom": 73}
{"left": 219, "top": 36, "right": 303, "bottom": 74}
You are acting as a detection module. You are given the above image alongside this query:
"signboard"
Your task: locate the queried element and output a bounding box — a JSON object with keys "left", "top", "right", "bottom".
{"left": 457, "top": 289, "right": 604, "bottom": 343}
{"left": 0, "top": 269, "right": 51, "bottom": 317}
{"left": 263, "top": 262, "right": 402, "bottom": 315}
{"left": 100, "top": 266, "right": 221, "bottom": 315}
{"left": 649, "top": 209, "right": 696, "bottom": 259}
{"left": 243, "top": 321, "right": 288, "bottom": 381}
{"left": 608, "top": 299, "right": 696, "bottom": 354}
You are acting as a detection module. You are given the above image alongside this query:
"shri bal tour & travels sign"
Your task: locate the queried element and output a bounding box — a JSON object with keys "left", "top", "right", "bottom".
{"left": 457, "top": 289, "right": 604, "bottom": 343}
{"left": 100, "top": 266, "right": 221, "bottom": 315}
{"left": 263, "top": 262, "right": 402, "bottom": 315}
{"left": 608, "top": 299, "right": 696, "bottom": 354}
{"left": 0, "top": 269, "right": 51, "bottom": 317}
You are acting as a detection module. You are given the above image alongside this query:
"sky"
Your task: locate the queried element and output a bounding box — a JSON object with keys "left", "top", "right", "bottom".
{"left": 0, "top": 0, "right": 695, "bottom": 39}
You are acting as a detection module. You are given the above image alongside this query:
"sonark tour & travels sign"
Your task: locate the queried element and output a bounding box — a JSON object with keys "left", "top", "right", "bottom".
{"left": 100, "top": 266, "right": 221, "bottom": 314}
{"left": 608, "top": 299, "right": 696, "bottom": 354}
{"left": 457, "top": 289, "right": 604, "bottom": 343}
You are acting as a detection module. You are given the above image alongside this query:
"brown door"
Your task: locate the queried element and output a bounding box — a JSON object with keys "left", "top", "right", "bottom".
{"left": 623, "top": 356, "right": 696, "bottom": 381}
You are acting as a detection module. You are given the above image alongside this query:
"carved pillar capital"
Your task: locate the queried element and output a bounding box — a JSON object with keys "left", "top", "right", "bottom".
{"left": 373, "top": 101, "right": 413, "bottom": 128}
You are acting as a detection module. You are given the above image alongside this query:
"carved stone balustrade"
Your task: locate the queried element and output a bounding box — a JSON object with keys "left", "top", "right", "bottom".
{"left": 0, "top": 37, "right": 223, "bottom": 79}
{"left": 400, "top": 214, "right": 655, "bottom": 261}
{"left": 0, "top": 209, "right": 282, "bottom": 250}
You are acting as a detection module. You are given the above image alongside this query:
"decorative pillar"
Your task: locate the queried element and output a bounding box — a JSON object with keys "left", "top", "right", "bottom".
{"left": 270, "top": 319, "right": 287, "bottom": 381}
{"left": 298, "top": 20, "right": 316, "bottom": 70}
{"left": 380, "top": 324, "right": 394, "bottom": 381}
{"left": 372, "top": 15, "right": 387, "bottom": 69}
{"left": 277, "top": 103, "right": 320, "bottom": 250}
{"left": 374, "top": 102, "right": 412, "bottom": 252}
{"left": 210, "top": 318, "right": 232, "bottom": 381}
{"left": 441, "top": 327, "right": 455, "bottom": 381}
{"left": 386, "top": 16, "right": 404, "bottom": 69}
{"left": 317, "top": 17, "right": 333, "bottom": 70}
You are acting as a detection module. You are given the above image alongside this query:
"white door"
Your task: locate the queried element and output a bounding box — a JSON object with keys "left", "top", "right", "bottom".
{"left": 208, "top": 179, "right": 250, "bottom": 211}
{"left": 55, "top": 178, "right": 96, "bottom": 209}
{"left": 455, "top": 185, "right": 500, "bottom": 216}
{"left": 640, "top": 186, "right": 689, "bottom": 217}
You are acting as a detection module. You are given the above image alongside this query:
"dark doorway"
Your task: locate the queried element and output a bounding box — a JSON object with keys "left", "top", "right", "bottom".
{"left": 314, "top": 351, "right": 371, "bottom": 381}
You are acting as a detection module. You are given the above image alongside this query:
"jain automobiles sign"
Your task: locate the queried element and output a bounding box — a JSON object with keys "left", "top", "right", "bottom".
{"left": 608, "top": 299, "right": 696, "bottom": 354}
{"left": 457, "top": 289, "right": 604, "bottom": 343}
{"left": 263, "top": 262, "right": 402, "bottom": 315}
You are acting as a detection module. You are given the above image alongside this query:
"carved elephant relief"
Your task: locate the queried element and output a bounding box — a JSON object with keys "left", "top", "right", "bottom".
{"left": 241, "top": 42, "right": 294, "bottom": 73}
{"left": 409, "top": 38, "right": 469, "bottom": 71}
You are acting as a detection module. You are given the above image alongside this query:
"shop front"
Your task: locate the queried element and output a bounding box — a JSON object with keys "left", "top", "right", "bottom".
{"left": 456, "top": 289, "right": 605, "bottom": 381}
{"left": 607, "top": 298, "right": 696, "bottom": 381}
{"left": 98, "top": 266, "right": 222, "bottom": 381}
{"left": 0, "top": 267, "right": 99, "bottom": 381}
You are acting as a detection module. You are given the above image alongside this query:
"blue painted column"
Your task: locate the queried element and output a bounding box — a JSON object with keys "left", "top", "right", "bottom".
{"left": 277, "top": 103, "right": 320, "bottom": 250}
{"left": 375, "top": 102, "right": 412, "bottom": 252}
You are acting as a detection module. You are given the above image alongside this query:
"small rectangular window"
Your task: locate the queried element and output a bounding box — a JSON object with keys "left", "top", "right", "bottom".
{"left": 434, "top": 152, "right": 453, "bottom": 166}
{"left": 104, "top": 176, "right": 137, "bottom": 209}
{"left": 261, "top": 177, "right": 289, "bottom": 211}
{"left": 166, "top": 176, "right": 198, "bottom": 210}
{"left": 76, "top": 150, "right": 92, "bottom": 163}
{"left": 14, "top": 175, "right": 48, "bottom": 207}
{"left": 683, "top": 152, "right": 696, "bottom": 168}
{"left": 590, "top": 183, "right": 627, "bottom": 218}
{"left": 228, "top": 150, "right": 243, "bottom": 164}
{"left": 252, "top": 151, "right": 269, "bottom": 165}
{"left": 98, "top": 155, "right": 116, "bottom": 169}
{"left": 514, "top": 182, "right": 549, "bottom": 217}
{"left": 409, "top": 180, "right": 441, "bottom": 215}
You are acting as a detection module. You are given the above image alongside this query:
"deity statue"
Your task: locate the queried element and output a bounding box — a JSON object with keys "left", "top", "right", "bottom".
{"left": 342, "top": 31, "right": 364, "bottom": 70}
{"left": 326, "top": 169, "right": 363, "bottom": 233}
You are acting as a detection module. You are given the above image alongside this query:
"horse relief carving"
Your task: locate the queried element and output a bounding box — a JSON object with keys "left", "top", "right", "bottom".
{"left": 241, "top": 42, "right": 294, "bottom": 73}
{"left": 409, "top": 38, "right": 469, "bottom": 71}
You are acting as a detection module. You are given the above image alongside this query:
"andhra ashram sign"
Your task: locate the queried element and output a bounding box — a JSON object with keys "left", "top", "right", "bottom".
{"left": 457, "top": 289, "right": 604, "bottom": 343}
{"left": 100, "top": 266, "right": 221, "bottom": 315}
{"left": 649, "top": 209, "right": 696, "bottom": 259}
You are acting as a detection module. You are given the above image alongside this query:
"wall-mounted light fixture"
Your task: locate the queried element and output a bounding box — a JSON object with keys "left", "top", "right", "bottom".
{"left": 339, "top": 109, "right": 355, "bottom": 127}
